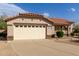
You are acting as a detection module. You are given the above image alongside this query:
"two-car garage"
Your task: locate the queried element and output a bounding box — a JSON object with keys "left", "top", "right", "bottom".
{"left": 6, "top": 13, "right": 51, "bottom": 40}
{"left": 13, "top": 23, "right": 47, "bottom": 40}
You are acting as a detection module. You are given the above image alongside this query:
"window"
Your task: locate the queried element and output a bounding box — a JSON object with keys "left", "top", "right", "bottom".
{"left": 43, "top": 26, "right": 45, "bottom": 28}
{"left": 32, "top": 26, "right": 34, "bottom": 27}
{"left": 20, "top": 25, "right": 23, "bottom": 27}
{"left": 28, "top": 25, "right": 31, "bottom": 27}
{"left": 15, "top": 25, "right": 18, "bottom": 27}
{"left": 36, "top": 26, "right": 38, "bottom": 27}
{"left": 24, "top": 25, "right": 27, "bottom": 27}
{"left": 40, "top": 26, "right": 42, "bottom": 27}
{"left": 55, "top": 26, "right": 65, "bottom": 30}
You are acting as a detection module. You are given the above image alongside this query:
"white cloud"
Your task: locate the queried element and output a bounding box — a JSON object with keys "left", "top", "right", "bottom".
{"left": 0, "top": 3, "right": 28, "bottom": 16}
{"left": 70, "top": 8, "right": 76, "bottom": 12}
{"left": 43, "top": 13, "right": 50, "bottom": 17}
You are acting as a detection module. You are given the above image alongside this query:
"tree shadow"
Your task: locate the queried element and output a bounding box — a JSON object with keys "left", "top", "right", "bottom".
{"left": 70, "top": 37, "right": 79, "bottom": 43}
{"left": 70, "top": 40, "right": 79, "bottom": 43}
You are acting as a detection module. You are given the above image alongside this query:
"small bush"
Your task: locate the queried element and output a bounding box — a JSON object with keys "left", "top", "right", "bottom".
{"left": 56, "top": 31, "right": 64, "bottom": 38}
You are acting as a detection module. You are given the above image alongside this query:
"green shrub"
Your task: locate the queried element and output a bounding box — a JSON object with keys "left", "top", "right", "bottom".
{"left": 72, "top": 28, "right": 79, "bottom": 37}
{"left": 56, "top": 31, "right": 64, "bottom": 38}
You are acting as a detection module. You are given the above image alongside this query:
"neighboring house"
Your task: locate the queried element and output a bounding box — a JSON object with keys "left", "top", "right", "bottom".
{"left": 5, "top": 13, "right": 74, "bottom": 40}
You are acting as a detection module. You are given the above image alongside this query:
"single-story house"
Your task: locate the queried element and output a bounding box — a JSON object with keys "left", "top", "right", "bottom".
{"left": 5, "top": 13, "right": 74, "bottom": 40}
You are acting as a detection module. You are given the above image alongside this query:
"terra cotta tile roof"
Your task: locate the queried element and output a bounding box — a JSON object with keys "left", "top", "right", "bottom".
{"left": 48, "top": 18, "right": 74, "bottom": 26}
{"left": 5, "top": 13, "right": 45, "bottom": 22}
{"left": 5, "top": 13, "right": 74, "bottom": 26}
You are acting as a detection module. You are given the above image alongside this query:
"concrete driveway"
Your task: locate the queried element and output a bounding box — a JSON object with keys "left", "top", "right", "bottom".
{"left": 10, "top": 39, "right": 79, "bottom": 56}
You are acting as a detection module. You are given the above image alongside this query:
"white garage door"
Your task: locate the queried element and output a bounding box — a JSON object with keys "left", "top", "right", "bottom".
{"left": 13, "top": 24, "right": 46, "bottom": 40}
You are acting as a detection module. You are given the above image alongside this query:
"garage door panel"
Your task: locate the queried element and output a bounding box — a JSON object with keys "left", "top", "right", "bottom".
{"left": 13, "top": 25, "right": 46, "bottom": 40}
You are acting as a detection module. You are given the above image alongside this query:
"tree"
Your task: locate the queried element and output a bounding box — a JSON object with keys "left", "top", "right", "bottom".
{"left": 0, "top": 18, "right": 7, "bottom": 29}
{"left": 73, "top": 28, "right": 79, "bottom": 33}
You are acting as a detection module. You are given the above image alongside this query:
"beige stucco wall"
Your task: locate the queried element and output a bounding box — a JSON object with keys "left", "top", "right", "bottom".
{"left": 47, "top": 26, "right": 55, "bottom": 35}
{"left": 68, "top": 24, "right": 74, "bottom": 34}
{"left": 7, "top": 18, "right": 51, "bottom": 25}
{"left": 7, "top": 18, "right": 52, "bottom": 37}
{"left": 7, "top": 25, "right": 13, "bottom": 37}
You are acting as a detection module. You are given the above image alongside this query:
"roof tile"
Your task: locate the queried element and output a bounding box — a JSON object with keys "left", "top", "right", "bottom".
{"left": 48, "top": 18, "right": 74, "bottom": 25}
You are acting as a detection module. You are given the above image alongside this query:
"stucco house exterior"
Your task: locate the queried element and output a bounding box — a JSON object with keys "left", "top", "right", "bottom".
{"left": 48, "top": 18, "right": 74, "bottom": 36}
{"left": 5, "top": 13, "right": 74, "bottom": 40}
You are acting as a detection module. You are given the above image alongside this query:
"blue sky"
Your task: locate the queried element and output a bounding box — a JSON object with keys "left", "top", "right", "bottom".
{"left": 15, "top": 3, "right": 79, "bottom": 23}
